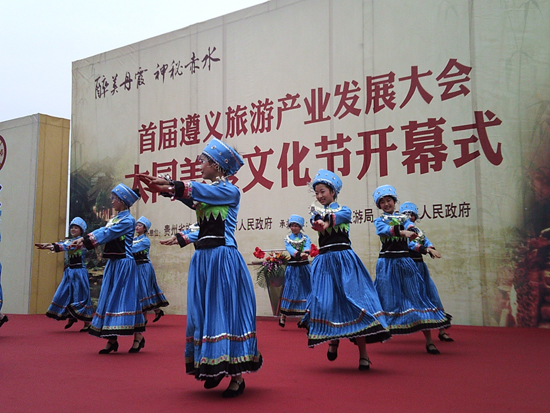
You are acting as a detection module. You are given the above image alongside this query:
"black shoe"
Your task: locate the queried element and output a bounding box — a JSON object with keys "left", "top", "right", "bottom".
{"left": 438, "top": 332, "right": 454, "bottom": 342}
{"left": 204, "top": 374, "right": 225, "bottom": 389}
{"left": 99, "top": 340, "right": 118, "bottom": 354}
{"left": 129, "top": 337, "right": 145, "bottom": 353}
{"left": 359, "top": 357, "right": 371, "bottom": 371}
{"left": 297, "top": 320, "right": 308, "bottom": 330}
{"left": 152, "top": 310, "right": 164, "bottom": 323}
{"left": 221, "top": 380, "right": 245, "bottom": 398}
{"left": 278, "top": 315, "right": 286, "bottom": 328}
{"left": 426, "top": 343, "right": 440, "bottom": 354}
{"left": 65, "top": 318, "right": 77, "bottom": 329}
{"left": 0, "top": 315, "right": 8, "bottom": 328}
{"left": 327, "top": 340, "right": 339, "bottom": 361}
{"left": 79, "top": 324, "right": 91, "bottom": 332}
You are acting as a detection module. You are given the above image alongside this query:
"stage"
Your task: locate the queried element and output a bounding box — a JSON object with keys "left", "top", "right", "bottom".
{"left": 1, "top": 314, "right": 548, "bottom": 412}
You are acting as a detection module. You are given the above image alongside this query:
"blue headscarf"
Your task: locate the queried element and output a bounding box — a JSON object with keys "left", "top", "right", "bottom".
{"left": 311, "top": 169, "right": 342, "bottom": 196}
{"left": 112, "top": 183, "right": 140, "bottom": 207}
{"left": 137, "top": 216, "right": 151, "bottom": 231}
{"left": 202, "top": 138, "right": 244, "bottom": 176}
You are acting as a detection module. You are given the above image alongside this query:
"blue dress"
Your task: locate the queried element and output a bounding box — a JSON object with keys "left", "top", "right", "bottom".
{"left": 300, "top": 202, "right": 391, "bottom": 347}
{"left": 280, "top": 232, "right": 312, "bottom": 316}
{"left": 45, "top": 239, "right": 93, "bottom": 322}
{"left": 133, "top": 234, "right": 169, "bottom": 312}
{"left": 407, "top": 230, "right": 449, "bottom": 314}
{"left": 374, "top": 213, "right": 451, "bottom": 334}
{"left": 82, "top": 210, "right": 145, "bottom": 337}
{"left": 171, "top": 179, "right": 262, "bottom": 379}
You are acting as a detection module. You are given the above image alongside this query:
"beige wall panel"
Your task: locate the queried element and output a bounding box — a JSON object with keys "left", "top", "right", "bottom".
{"left": 0, "top": 114, "right": 69, "bottom": 314}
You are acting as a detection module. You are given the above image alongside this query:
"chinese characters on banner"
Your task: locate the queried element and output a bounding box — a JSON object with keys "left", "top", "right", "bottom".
{"left": 148, "top": 201, "right": 472, "bottom": 236}
{"left": 120, "top": 58, "right": 502, "bottom": 209}
{"left": 94, "top": 47, "right": 221, "bottom": 98}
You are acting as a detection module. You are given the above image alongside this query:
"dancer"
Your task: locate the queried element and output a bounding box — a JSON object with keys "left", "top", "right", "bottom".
{"left": 300, "top": 170, "right": 391, "bottom": 370}
{"left": 139, "top": 138, "right": 262, "bottom": 398}
{"left": 133, "top": 216, "right": 169, "bottom": 323}
{"left": 279, "top": 214, "right": 312, "bottom": 328}
{"left": 372, "top": 185, "right": 451, "bottom": 354}
{"left": 70, "top": 184, "right": 146, "bottom": 354}
{"left": 0, "top": 263, "right": 7, "bottom": 328}
{"left": 399, "top": 202, "right": 453, "bottom": 342}
{"left": 35, "top": 217, "right": 93, "bottom": 331}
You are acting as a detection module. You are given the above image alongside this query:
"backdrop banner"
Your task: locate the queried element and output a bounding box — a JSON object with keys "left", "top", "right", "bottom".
{"left": 71, "top": 0, "right": 550, "bottom": 325}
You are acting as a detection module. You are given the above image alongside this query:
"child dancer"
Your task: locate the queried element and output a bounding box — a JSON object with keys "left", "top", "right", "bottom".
{"left": 300, "top": 169, "right": 391, "bottom": 370}
{"left": 35, "top": 217, "right": 93, "bottom": 331}
{"left": 139, "top": 138, "right": 262, "bottom": 398}
{"left": 70, "top": 184, "right": 146, "bottom": 354}
{"left": 373, "top": 185, "right": 451, "bottom": 354}
{"left": 0, "top": 263, "right": 7, "bottom": 328}
{"left": 399, "top": 202, "right": 453, "bottom": 342}
{"left": 133, "top": 216, "right": 169, "bottom": 323}
{"left": 279, "top": 214, "right": 312, "bottom": 328}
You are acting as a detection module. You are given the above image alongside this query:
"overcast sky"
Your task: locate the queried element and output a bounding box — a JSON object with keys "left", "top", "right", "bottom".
{"left": 0, "top": 0, "right": 266, "bottom": 123}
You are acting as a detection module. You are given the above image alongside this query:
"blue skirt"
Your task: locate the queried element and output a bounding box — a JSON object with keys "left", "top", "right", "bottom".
{"left": 280, "top": 263, "right": 312, "bottom": 316}
{"left": 89, "top": 258, "right": 146, "bottom": 338}
{"left": 46, "top": 267, "right": 94, "bottom": 322}
{"left": 375, "top": 257, "right": 451, "bottom": 335}
{"left": 416, "top": 261, "right": 444, "bottom": 310}
{"left": 185, "top": 246, "right": 263, "bottom": 379}
{"left": 137, "top": 262, "right": 169, "bottom": 312}
{"left": 300, "top": 249, "right": 391, "bottom": 347}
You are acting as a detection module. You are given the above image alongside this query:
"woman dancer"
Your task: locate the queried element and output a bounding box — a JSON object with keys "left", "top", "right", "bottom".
{"left": 373, "top": 185, "right": 451, "bottom": 354}
{"left": 139, "top": 138, "right": 262, "bottom": 398}
{"left": 133, "top": 216, "right": 169, "bottom": 323}
{"left": 70, "top": 184, "right": 146, "bottom": 353}
{"left": 35, "top": 217, "right": 93, "bottom": 331}
{"left": 300, "top": 169, "right": 391, "bottom": 370}
{"left": 399, "top": 202, "right": 453, "bottom": 342}
{"left": 279, "top": 214, "right": 312, "bottom": 328}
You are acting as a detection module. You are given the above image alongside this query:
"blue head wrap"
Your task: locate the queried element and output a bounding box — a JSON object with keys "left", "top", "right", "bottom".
{"left": 288, "top": 214, "right": 305, "bottom": 228}
{"left": 311, "top": 169, "right": 342, "bottom": 196}
{"left": 112, "top": 183, "right": 140, "bottom": 207}
{"left": 202, "top": 138, "right": 244, "bottom": 176}
{"left": 373, "top": 185, "right": 398, "bottom": 208}
{"left": 69, "top": 217, "right": 87, "bottom": 233}
{"left": 399, "top": 202, "right": 419, "bottom": 219}
{"left": 137, "top": 216, "right": 151, "bottom": 231}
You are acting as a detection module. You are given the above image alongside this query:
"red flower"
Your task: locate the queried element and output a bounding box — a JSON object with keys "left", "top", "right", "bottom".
{"left": 310, "top": 244, "right": 319, "bottom": 257}
{"left": 253, "top": 247, "right": 265, "bottom": 259}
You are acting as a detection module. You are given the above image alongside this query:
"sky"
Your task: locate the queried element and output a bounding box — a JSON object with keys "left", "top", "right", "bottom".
{"left": 0, "top": 0, "right": 267, "bottom": 123}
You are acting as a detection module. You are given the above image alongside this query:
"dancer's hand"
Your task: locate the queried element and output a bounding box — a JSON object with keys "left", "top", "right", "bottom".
{"left": 160, "top": 236, "right": 179, "bottom": 246}
{"left": 35, "top": 243, "right": 53, "bottom": 250}
{"left": 427, "top": 247, "right": 441, "bottom": 259}
{"left": 401, "top": 230, "right": 418, "bottom": 240}
{"left": 311, "top": 219, "right": 328, "bottom": 232}
{"left": 138, "top": 174, "right": 172, "bottom": 193}
{"left": 69, "top": 237, "right": 84, "bottom": 250}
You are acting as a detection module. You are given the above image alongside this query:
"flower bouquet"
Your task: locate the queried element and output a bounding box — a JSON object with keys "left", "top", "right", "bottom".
{"left": 251, "top": 247, "right": 290, "bottom": 316}
{"left": 253, "top": 247, "right": 289, "bottom": 288}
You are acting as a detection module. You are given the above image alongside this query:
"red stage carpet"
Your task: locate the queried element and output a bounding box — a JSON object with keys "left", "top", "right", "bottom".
{"left": 1, "top": 314, "right": 549, "bottom": 412}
